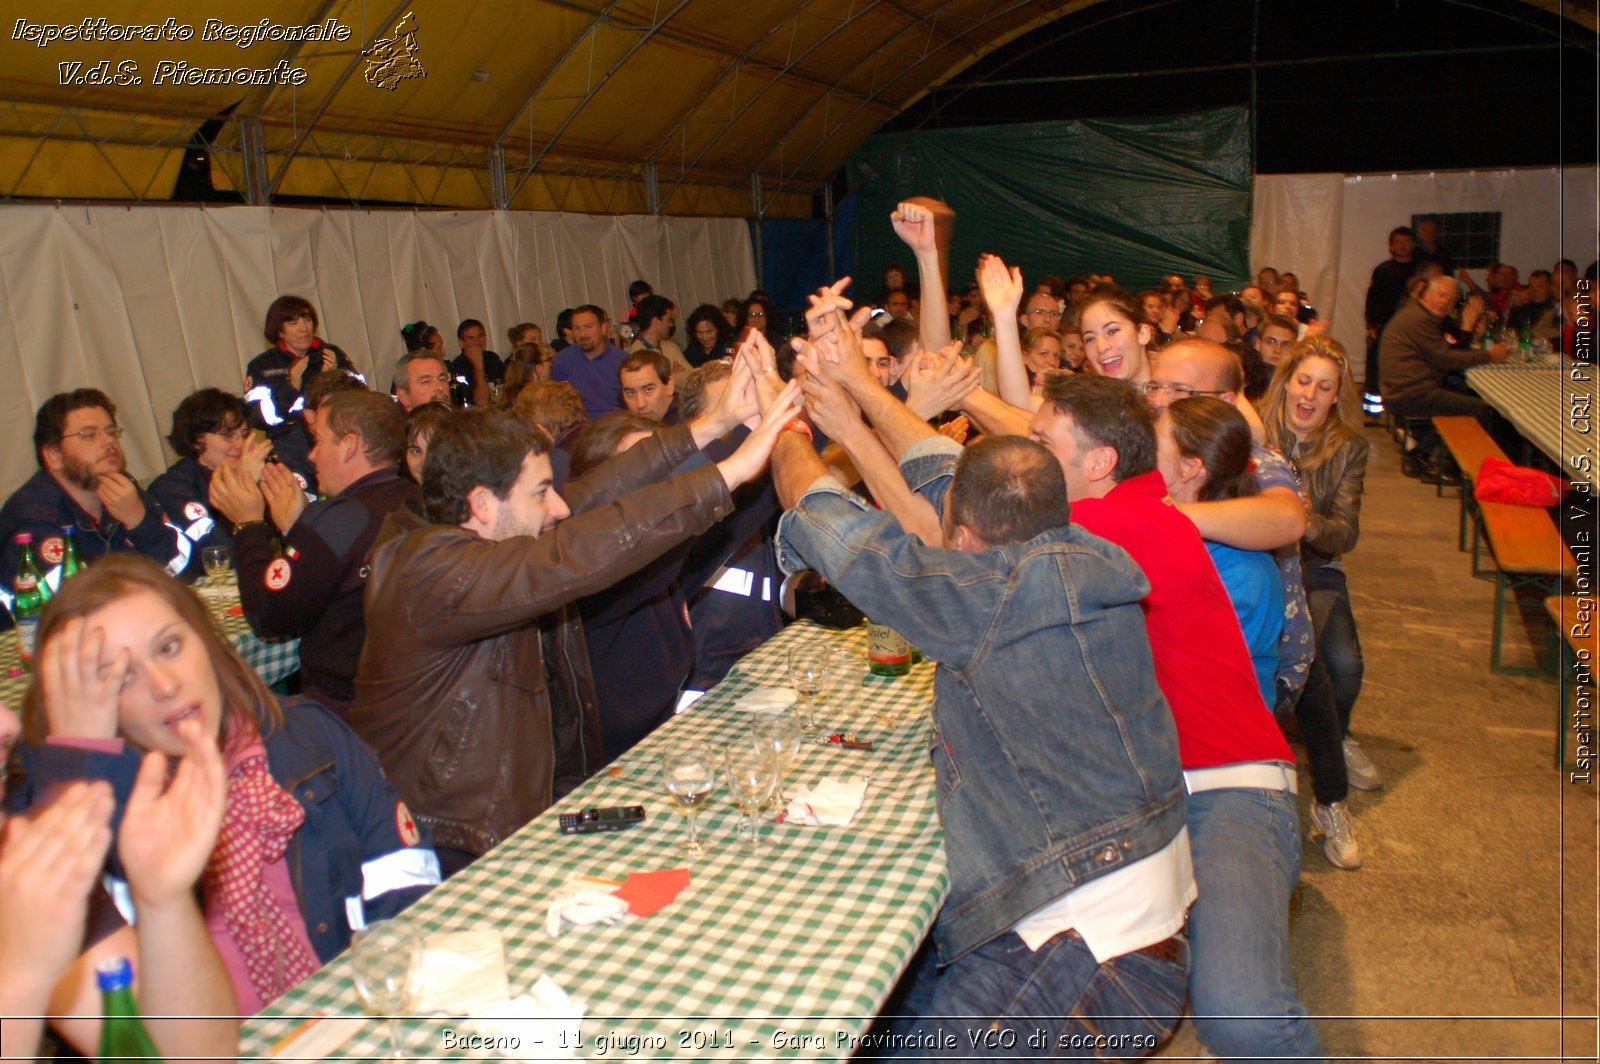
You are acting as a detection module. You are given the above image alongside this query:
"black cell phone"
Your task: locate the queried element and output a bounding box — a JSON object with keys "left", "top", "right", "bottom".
{"left": 559, "top": 805, "right": 647, "bottom": 835}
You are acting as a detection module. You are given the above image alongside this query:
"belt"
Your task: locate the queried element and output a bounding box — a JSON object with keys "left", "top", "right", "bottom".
{"left": 1058, "top": 928, "right": 1186, "bottom": 965}
{"left": 1183, "top": 760, "right": 1298, "bottom": 796}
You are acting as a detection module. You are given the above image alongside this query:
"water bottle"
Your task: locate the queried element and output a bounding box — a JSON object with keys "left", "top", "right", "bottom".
{"left": 867, "top": 621, "right": 911, "bottom": 677}
{"left": 11, "top": 533, "right": 49, "bottom": 667}
{"left": 96, "top": 957, "right": 163, "bottom": 1064}
{"left": 60, "top": 525, "right": 84, "bottom": 583}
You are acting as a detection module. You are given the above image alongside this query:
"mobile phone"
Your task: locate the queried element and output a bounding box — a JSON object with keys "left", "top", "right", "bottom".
{"left": 559, "top": 805, "right": 647, "bottom": 835}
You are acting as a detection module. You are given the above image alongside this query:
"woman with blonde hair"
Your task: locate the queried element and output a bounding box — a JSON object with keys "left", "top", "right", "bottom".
{"left": 1262, "top": 336, "right": 1375, "bottom": 869}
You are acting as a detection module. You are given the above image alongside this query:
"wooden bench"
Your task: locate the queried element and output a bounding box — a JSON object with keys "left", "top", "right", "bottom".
{"left": 1431, "top": 416, "right": 1509, "bottom": 574}
{"left": 1545, "top": 596, "right": 1596, "bottom": 769}
{"left": 1477, "top": 500, "right": 1576, "bottom": 675}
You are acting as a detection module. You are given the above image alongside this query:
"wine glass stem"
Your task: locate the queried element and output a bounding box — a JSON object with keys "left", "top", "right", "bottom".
{"left": 686, "top": 808, "right": 700, "bottom": 850}
{"left": 387, "top": 1016, "right": 405, "bottom": 1059}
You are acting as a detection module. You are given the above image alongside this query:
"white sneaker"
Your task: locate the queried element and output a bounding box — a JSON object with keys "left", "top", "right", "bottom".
{"left": 1342, "top": 736, "right": 1383, "bottom": 791}
{"left": 1311, "top": 801, "right": 1363, "bottom": 870}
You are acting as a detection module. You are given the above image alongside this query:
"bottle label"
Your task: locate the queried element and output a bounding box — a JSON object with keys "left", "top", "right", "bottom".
{"left": 15, "top": 574, "right": 35, "bottom": 592}
{"left": 868, "top": 623, "right": 911, "bottom": 675}
{"left": 16, "top": 616, "right": 37, "bottom": 663}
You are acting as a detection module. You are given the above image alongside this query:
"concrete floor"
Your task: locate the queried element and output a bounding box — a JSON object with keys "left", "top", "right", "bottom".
{"left": 1155, "top": 425, "right": 1599, "bottom": 1063}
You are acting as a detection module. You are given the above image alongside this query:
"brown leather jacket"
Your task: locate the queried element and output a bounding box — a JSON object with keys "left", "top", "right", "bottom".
{"left": 1292, "top": 433, "right": 1369, "bottom": 571}
{"left": 350, "top": 424, "right": 733, "bottom": 855}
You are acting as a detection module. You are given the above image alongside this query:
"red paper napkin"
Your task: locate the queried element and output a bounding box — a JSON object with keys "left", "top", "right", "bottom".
{"left": 612, "top": 869, "right": 690, "bottom": 917}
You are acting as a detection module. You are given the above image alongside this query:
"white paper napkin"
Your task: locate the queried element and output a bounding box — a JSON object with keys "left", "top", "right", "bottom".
{"left": 784, "top": 776, "right": 870, "bottom": 826}
{"left": 416, "top": 930, "right": 510, "bottom": 1013}
{"left": 472, "top": 975, "right": 586, "bottom": 1061}
{"left": 729, "top": 686, "right": 798, "bottom": 714}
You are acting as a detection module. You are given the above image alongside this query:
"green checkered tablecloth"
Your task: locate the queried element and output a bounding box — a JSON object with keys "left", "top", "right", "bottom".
{"left": 240, "top": 621, "right": 948, "bottom": 1061}
{"left": 1465, "top": 360, "right": 1597, "bottom": 481}
{"left": 0, "top": 576, "right": 300, "bottom": 707}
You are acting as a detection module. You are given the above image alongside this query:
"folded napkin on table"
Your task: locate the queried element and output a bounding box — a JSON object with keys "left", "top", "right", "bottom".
{"left": 416, "top": 930, "right": 510, "bottom": 1013}
{"left": 472, "top": 975, "right": 585, "bottom": 1060}
{"left": 612, "top": 868, "right": 690, "bottom": 917}
{"left": 784, "top": 776, "right": 870, "bottom": 826}
{"left": 729, "top": 686, "right": 798, "bottom": 713}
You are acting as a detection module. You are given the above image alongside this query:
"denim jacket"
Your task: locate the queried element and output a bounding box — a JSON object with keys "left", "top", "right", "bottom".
{"left": 775, "top": 438, "right": 1186, "bottom": 965}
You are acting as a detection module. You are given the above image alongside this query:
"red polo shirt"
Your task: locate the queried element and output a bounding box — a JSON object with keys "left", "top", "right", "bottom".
{"left": 1072, "top": 470, "right": 1294, "bottom": 770}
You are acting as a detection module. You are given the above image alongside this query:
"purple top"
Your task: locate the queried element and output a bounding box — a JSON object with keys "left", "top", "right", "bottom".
{"left": 551, "top": 342, "right": 627, "bottom": 417}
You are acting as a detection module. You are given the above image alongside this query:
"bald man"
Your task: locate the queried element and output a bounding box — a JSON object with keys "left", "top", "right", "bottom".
{"left": 1379, "top": 276, "right": 1514, "bottom": 468}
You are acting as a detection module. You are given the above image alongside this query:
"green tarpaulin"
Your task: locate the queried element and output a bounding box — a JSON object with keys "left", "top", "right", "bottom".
{"left": 848, "top": 106, "right": 1252, "bottom": 296}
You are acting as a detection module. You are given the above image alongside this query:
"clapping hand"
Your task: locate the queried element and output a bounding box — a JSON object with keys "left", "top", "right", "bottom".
{"left": 260, "top": 461, "right": 308, "bottom": 532}
{"left": 232, "top": 434, "right": 273, "bottom": 485}
{"left": 208, "top": 459, "right": 267, "bottom": 525}
{"left": 0, "top": 780, "right": 114, "bottom": 1000}
{"left": 904, "top": 342, "right": 981, "bottom": 419}
{"left": 804, "top": 278, "right": 854, "bottom": 341}
{"left": 119, "top": 718, "right": 226, "bottom": 911}
{"left": 794, "top": 346, "right": 867, "bottom": 444}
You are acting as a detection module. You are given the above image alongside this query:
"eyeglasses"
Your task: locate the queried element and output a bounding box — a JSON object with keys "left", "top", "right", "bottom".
{"left": 1140, "top": 382, "right": 1228, "bottom": 400}
{"left": 61, "top": 425, "right": 124, "bottom": 443}
{"left": 746, "top": 308, "right": 767, "bottom": 319}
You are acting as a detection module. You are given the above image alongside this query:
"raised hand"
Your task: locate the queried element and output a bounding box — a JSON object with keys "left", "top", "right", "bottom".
{"left": 207, "top": 460, "right": 267, "bottom": 526}
{"left": 715, "top": 379, "right": 804, "bottom": 491}
{"left": 119, "top": 718, "right": 226, "bottom": 911}
{"left": 905, "top": 342, "right": 981, "bottom": 419}
{"left": 736, "top": 328, "right": 785, "bottom": 414}
{"left": 890, "top": 201, "right": 938, "bottom": 255}
{"left": 260, "top": 460, "right": 308, "bottom": 532}
{"left": 795, "top": 350, "right": 867, "bottom": 445}
{"left": 39, "top": 617, "right": 126, "bottom": 740}
{"left": 976, "top": 254, "right": 1023, "bottom": 317}
{"left": 0, "top": 780, "right": 115, "bottom": 999}
{"left": 937, "top": 415, "right": 971, "bottom": 445}
{"left": 95, "top": 472, "right": 147, "bottom": 529}
{"left": 804, "top": 277, "right": 854, "bottom": 341}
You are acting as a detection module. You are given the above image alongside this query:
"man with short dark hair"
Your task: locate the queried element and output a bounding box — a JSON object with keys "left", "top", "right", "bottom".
{"left": 209, "top": 390, "right": 419, "bottom": 714}
{"left": 1256, "top": 312, "right": 1301, "bottom": 366}
{"left": 628, "top": 295, "right": 691, "bottom": 376}
{"left": 393, "top": 351, "right": 451, "bottom": 411}
{"left": 1029, "top": 372, "right": 1322, "bottom": 1063}
{"left": 771, "top": 362, "right": 1191, "bottom": 1052}
{"left": 881, "top": 288, "right": 913, "bottom": 319}
{"left": 351, "top": 366, "right": 799, "bottom": 875}
{"left": 0, "top": 389, "right": 193, "bottom": 609}
{"left": 450, "top": 318, "right": 505, "bottom": 408}
{"left": 618, "top": 349, "right": 679, "bottom": 424}
{"left": 1362, "top": 225, "right": 1420, "bottom": 417}
{"left": 551, "top": 304, "right": 627, "bottom": 417}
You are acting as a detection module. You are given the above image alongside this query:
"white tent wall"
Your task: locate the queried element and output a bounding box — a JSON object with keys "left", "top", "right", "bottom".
{"left": 1252, "top": 167, "right": 1600, "bottom": 388}
{"left": 0, "top": 205, "right": 757, "bottom": 494}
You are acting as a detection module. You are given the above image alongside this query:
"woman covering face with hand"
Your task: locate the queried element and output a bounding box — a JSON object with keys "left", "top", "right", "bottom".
{"left": 18, "top": 556, "right": 441, "bottom": 1016}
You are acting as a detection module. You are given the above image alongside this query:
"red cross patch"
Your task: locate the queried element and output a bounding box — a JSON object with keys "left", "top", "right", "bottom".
{"left": 264, "top": 556, "right": 293, "bottom": 591}
{"left": 183, "top": 501, "right": 207, "bottom": 521}
{"left": 293, "top": 472, "right": 308, "bottom": 491}
{"left": 39, "top": 537, "right": 64, "bottom": 565}
{"left": 395, "top": 801, "right": 420, "bottom": 846}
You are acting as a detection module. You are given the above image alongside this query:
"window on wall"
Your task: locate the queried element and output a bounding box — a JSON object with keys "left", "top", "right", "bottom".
{"left": 1411, "top": 211, "right": 1502, "bottom": 268}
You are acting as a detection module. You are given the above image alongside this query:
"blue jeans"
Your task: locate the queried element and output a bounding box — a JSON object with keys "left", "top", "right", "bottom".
{"left": 1303, "top": 566, "right": 1364, "bottom": 736}
{"left": 1187, "top": 787, "right": 1323, "bottom": 1064}
{"left": 882, "top": 929, "right": 1188, "bottom": 1060}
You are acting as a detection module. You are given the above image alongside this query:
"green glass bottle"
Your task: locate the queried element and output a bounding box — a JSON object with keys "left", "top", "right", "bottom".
{"left": 11, "top": 532, "right": 49, "bottom": 668}
{"left": 867, "top": 621, "right": 911, "bottom": 677}
{"left": 59, "top": 524, "right": 84, "bottom": 583}
{"left": 96, "top": 957, "right": 163, "bottom": 1064}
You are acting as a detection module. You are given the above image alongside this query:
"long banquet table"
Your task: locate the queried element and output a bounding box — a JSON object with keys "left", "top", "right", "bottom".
{"left": 0, "top": 577, "right": 300, "bottom": 707}
{"left": 1464, "top": 358, "right": 1597, "bottom": 484}
{"left": 240, "top": 620, "right": 948, "bottom": 1061}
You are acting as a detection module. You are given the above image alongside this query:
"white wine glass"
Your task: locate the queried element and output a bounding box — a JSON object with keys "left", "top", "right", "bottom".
{"left": 200, "top": 545, "right": 232, "bottom": 583}
{"left": 662, "top": 745, "right": 717, "bottom": 856}
{"left": 788, "top": 646, "right": 831, "bottom": 738}
{"left": 724, "top": 740, "right": 779, "bottom": 849}
{"left": 752, "top": 710, "right": 803, "bottom": 811}
{"left": 350, "top": 921, "right": 423, "bottom": 1060}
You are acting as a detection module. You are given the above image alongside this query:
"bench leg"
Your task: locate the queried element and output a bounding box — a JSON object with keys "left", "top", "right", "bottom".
{"left": 1491, "top": 571, "right": 1560, "bottom": 678}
